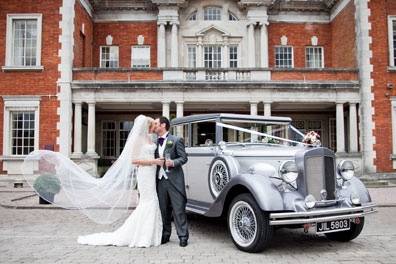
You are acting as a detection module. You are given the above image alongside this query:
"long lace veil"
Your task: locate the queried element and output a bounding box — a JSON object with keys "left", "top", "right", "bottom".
{"left": 22, "top": 114, "right": 150, "bottom": 224}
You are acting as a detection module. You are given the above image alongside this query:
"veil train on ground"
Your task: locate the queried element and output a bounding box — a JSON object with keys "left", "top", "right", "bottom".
{"left": 22, "top": 115, "right": 149, "bottom": 224}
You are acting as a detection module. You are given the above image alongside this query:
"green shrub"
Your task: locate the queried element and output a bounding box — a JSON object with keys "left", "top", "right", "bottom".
{"left": 33, "top": 174, "right": 61, "bottom": 194}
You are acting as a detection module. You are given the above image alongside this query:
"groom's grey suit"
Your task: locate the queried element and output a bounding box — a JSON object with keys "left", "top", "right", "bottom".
{"left": 155, "top": 133, "right": 189, "bottom": 241}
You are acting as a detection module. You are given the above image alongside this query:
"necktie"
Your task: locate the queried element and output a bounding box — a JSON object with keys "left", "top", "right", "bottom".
{"left": 158, "top": 137, "right": 164, "bottom": 146}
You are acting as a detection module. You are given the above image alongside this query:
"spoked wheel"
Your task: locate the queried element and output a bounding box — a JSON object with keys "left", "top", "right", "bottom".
{"left": 325, "top": 217, "right": 365, "bottom": 242}
{"left": 228, "top": 193, "right": 273, "bottom": 253}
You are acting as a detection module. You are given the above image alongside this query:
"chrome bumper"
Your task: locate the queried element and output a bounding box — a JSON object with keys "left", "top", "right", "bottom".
{"left": 269, "top": 203, "right": 376, "bottom": 226}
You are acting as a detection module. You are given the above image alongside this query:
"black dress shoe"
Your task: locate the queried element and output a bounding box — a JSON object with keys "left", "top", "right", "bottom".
{"left": 161, "top": 237, "right": 170, "bottom": 244}
{"left": 179, "top": 239, "right": 188, "bottom": 247}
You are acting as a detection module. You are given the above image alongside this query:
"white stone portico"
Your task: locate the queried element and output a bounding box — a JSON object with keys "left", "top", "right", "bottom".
{"left": 70, "top": 79, "right": 362, "bottom": 175}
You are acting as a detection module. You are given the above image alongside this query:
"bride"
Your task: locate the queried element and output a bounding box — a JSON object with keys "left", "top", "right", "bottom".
{"left": 23, "top": 115, "right": 164, "bottom": 248}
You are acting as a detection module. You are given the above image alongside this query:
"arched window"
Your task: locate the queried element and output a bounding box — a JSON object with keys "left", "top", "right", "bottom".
{"left": 204, "top": 6, "right": 221, "bottom": 21}
{"left": 228, "top": 11, "right": 238, "bottom": 21}
{"left": 188, "top": 11, "right": 197, "bottom": 21}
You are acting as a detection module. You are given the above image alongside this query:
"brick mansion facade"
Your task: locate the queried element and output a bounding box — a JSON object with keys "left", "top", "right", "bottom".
{"left": 0, "top": 0, "right": 395, "bottom": 177}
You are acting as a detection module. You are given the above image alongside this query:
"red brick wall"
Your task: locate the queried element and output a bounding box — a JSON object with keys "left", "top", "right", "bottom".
{"left": 331, "top": 0, "right": 357, "bottom": 68}
{"left": 369, "top": 0, "right": 396, "bottom": 172}
{"left": 268, "top": 22, "right": 332, "bottom": 68}
{"left": 92, "top": 21, "right": 158, "bottom": 68}
{"left": 271, "top": 70, "right": 358, "bottom": 81}
{"left": 74, "top": 1, "right": 93, "bottom": 67}
{"left": 0, "top": 0, "right": 62, "bottom": 173}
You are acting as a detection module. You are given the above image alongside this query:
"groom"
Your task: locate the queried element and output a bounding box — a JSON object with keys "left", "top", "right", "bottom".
{"left": 154, "top": 116, "right": 189, "bottom": 247}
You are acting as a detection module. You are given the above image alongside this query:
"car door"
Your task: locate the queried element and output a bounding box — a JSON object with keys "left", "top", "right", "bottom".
{"left": 185, "top": 120, "right": 217, "bottom": 207}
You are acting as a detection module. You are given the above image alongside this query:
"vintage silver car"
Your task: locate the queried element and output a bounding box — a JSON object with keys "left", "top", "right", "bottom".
{"left": 170, "top": 113, "right": 376, "bottom": 253}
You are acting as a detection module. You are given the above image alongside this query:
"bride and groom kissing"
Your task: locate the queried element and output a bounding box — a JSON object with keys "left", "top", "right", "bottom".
{"left": 76, "top": 115, "right": 189, "bottom": 248}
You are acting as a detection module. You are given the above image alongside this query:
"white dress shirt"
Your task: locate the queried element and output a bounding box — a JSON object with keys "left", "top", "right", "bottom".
{"left": 158, "top": 132, "right": 169, "bottom": 180}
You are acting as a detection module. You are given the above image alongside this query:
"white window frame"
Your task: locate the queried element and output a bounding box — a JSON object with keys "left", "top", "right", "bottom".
{"left": 305, "top": 46, "right": 324, "bottom": 68}
{"left": 204, "top": 45, "right": 222, "bottom": 68}
{"left": 275, "top": 45, "right": 294, "bottom": 68}
{"left": 101, "top": 120, "right": 117, "bottom": 159}
{"left": 4, "top": 14, "right": 43, "bottom": 71}
{"left": 187, "top": 45, "right": 197, "bottom": 68}
{"left": 204, "top": 6, "right": 221, "bottom": 21}
{"left": 131, "top": 45, "right": 151, "bottom": 68}
{"left": 2, "top": 96, "right": 40, "bottom": 157}
{"left": 188, "top": 11, "right": 197, "bottom": 21}
{"left": 228, "top": 11, "right": 238, "bottom": 21}
{"left": 229, "top": 45, "right": 238, "bottom": 68}
{"left": 99, "top": 46, "right": 119, "bottom": 68}
{"left": 388, "top": 16, "right": 396, "bottom": 67}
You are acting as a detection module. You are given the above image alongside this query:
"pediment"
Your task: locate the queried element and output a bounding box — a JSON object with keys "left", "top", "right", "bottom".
{"left": 196, "top": 25, "right": 230, "bottom": 37}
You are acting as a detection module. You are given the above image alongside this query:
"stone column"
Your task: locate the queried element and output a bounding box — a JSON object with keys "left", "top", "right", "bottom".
{"left": 171, "top": 23, "right": 179, "bottom": 68}
{"left": 197, "top": 37, "right": 203, "bottom": 68}
{"left": 349, "top": 103, "right": 358, "bottom": 153}
{"left": 72, "top": 102, "right": 82, "bottom": 156}
{"left": 336, "top": 102, "right": 345, "bottom": 153}
{"left": 260, "top": 23, "right": 269, "bottom": 68}
{"left": 250, "top": 101, "right": 258, "bottom": 142}
{"left": 247, "top": 22, "right": 256, "bottom": 68}
{"left": 176, "top": 101, "right": 184, "bottom": 137}
{"left": 222, "top": 36, "right": 229, "bottom": 68}
{"left": 157, "top": 22, "right": 166, "bottom": 67}
{"left": 87, "top": 102, "right": 97, "bottom": 155}
{"left": 264, "top": 102, "right": 271, "bottom": 116}
{"left": 250, "top": 101, "right": 258, "bottom": 115}
{"left": 162, "top": 100, "right": 170, "bottom": 119}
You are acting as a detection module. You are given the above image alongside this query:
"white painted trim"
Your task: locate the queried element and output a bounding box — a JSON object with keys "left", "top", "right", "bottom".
{"left": 354, "top": 0, "right": 376, "bottom": 173}
{"left": 330, "top": 0, "right": 352, "bottom": 21}
{"left": 388, "top": 16, "right": 396, "bottom": 67}
{"left": 5, "top": 14, "right": 42, "bottom": 68}
{"left": 78, "top": 0, "right": 93, "bottom": 18}
{"left": 269, "top": 13, "right": 330, "bottom": 24}
{"left": 2, "top": 66, "right": 44, "bottom": 71}
{"left": 57, "top": 0, "right": 76, "bottom": 156}
{"left": 2, "top": 96, "right": 40, "bottom": 156}
{"left": 93, "top": 11, "right": 157, "bottom": 22}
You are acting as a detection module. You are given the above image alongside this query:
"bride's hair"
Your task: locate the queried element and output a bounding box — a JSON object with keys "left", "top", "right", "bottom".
{"left": 147, "top": 116, "right": 155, "bottom": 132}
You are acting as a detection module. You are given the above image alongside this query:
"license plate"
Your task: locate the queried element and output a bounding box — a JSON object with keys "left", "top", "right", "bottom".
{"left": 316, "top": 219, "right": 351, "bottom": 234}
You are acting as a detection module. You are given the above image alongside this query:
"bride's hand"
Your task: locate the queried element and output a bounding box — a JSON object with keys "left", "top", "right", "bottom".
{"left": 132, "top": 160, "right": 142, "bottom": 165}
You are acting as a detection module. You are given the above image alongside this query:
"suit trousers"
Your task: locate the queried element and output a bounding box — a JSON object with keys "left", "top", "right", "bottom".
{"left": 157, "top": 177, "right": 189, "bottom": 240}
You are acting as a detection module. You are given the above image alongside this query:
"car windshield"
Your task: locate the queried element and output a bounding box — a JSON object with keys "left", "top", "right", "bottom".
{"left": 218, "top": 119, "right": 305, "bottom": 146}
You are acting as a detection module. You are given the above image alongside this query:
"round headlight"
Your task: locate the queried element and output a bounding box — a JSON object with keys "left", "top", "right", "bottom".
{"left": 279, "top": 161, "right": 298, "bottom": 183}
{"left": 337, "top": 160, "right": 355, "bottom": 181}
{"left": 350, "top": 192, "right": 361, "bottom": 205}
{"left": 305, "top": 194, "right": 316, "bottom": 209}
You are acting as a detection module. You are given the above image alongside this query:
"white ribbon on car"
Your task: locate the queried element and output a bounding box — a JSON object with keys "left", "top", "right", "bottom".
{"left": 216, "top": 122, "right": 311, "bottom": 146}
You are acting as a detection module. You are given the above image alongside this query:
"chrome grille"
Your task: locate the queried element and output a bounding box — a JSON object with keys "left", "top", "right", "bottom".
{"left": 305, "top": 155, "right": 336, "bottom": 201}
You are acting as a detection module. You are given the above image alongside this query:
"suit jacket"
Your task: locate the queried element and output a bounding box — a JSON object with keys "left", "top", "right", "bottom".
{"left": 155, "top": 133, "right": 188, "bottom": 198}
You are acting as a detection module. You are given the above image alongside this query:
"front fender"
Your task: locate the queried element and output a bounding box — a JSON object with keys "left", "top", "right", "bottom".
{"left": 205, "top": 173, "right": 284, "bottom": 217}
{"left": 339, "top": 177, "right": 372, "bottom": 204}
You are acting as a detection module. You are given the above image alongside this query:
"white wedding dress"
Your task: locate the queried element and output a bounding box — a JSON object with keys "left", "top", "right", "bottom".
{"left": 77, "top": 143, "right": 163, "bottom": 247}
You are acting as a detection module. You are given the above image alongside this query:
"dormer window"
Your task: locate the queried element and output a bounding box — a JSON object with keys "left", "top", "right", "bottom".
{"left": 188, "top": 11, "right": 197, "bottom": 21}
{"left": 204, "top": 7, "right": 221, "bottom": 21}
{"left": 228, "top": 11, "right": 238, "bottom": 21}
